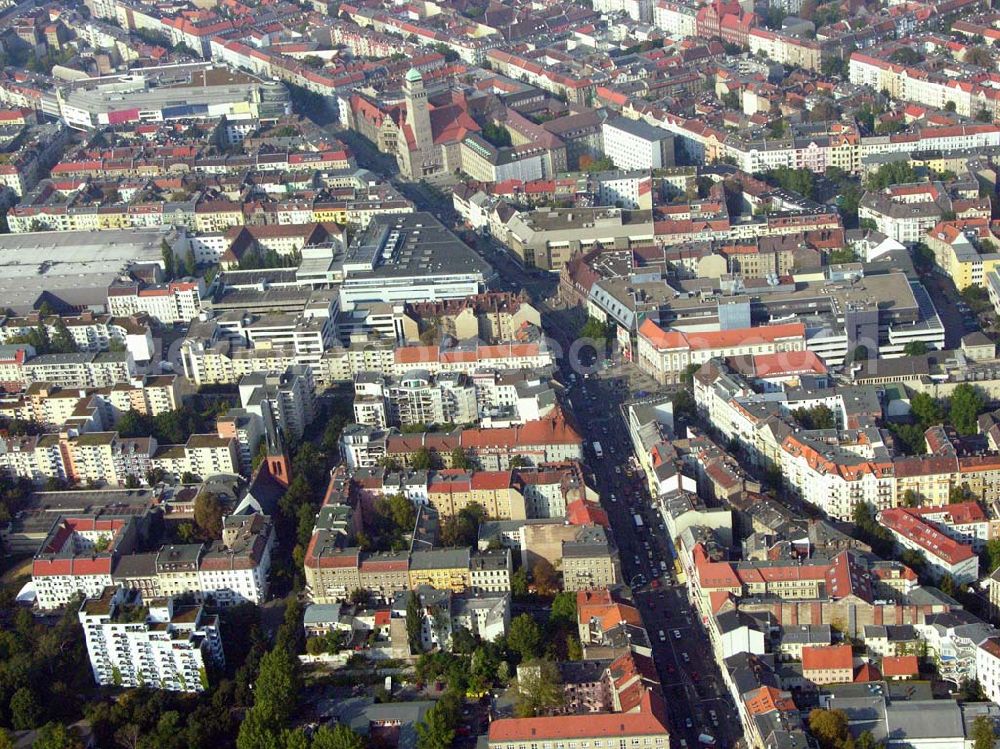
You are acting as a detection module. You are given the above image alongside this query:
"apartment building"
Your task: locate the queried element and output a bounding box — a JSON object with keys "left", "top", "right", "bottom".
{"left": 488, "top": 693, "right": 669, "bottom": 749}
{"left": 878, "top": 508, "right": 980, "bottom": 585}
{"left": 781, "top": 430, "right": 895, "bottom": 521}
{"left": 602, "top": 117, "right": 675, "bottom": 171}
{"left": 182, "top": 434, "right": 239, "bottom": 479}
{"left": 468, "top": 548, "right": 512, "bottom": 594}
{"left": 928, "top": 218, "right": 1000, "bottom": 291}
{"left": 408, "top": 548, "right": 471, "bottom": 592}
{"left": 304, "top": 543, "right": 362, "bottom": 604}
{"left": 801, "top": 645, "right": 854, "bottom": 685}
{"left": 79, "top": 587, "right": 223, "bottom": 692}
{"left": 858, "top": 183, "right": 989, "bottom": 246}
{"left": 366, "top": 411, "right": 584, "bottom": 471}
{"left": 107, "top": 279, "right": 205, "bottom": 324}
{"left": 354, "top": 370, "right": 478, "bottom": 429}
{"left": 32, "top": 516, "right": 137, "bottom": 609}
{"left": 562, "top": 525, "right": 622, "bottom": 592}
{"left": 22, "top": 351, "right": 135, "bottom": 388}
{"left": 238, "top": 366, "right": 317, "bottom": 444}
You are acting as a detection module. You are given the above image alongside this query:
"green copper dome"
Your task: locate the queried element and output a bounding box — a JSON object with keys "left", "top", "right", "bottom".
{"left": 405, "top": 67, "right": 423, "bottom": 83}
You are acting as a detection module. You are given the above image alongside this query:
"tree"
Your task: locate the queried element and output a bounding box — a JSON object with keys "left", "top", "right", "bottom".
{"left": 415, "top": 701, "right": 456, "bottom": 749}
{"left": 910, "top": 392, "right": 944, "bottom": 429}
{"left": 312, "top": 724, "right": 366, "bottom": 749}
{"left": 985, "top": 538, "right": 1000, "bottom": 573}
{"left": 251, "top": 646, "right": 300, "bottom": 725}
{"left": 235, "top": 709, "right": 282, "bottom": 749}
{"left": 808, "top": 709, "right": 850, "bottom": 749}
{"left": 511, "top": 567, "right": 529, "bottom": 597}
{"left": 793, "top": 404, "right": 836, "bottom": 430}
{"left": 449, "top": 447, "right": 469, "bottom": 469}
{"left": 971, "top": 715, "right": 997, "bottom": 749}
{"left": 945, "top": 100, "right": 957, "bottom": 112}
{"left": 9, "top": 687, "right": 41, "bottom": 730}
{"left": 902, "top": 489, "right": 919, "bottom": 508}
{"left": 161, "top": 241, "right": 176, "bottom": 280}
{"left": 768, "top": 118, "right": 787, "bottom": 139}
{"left": 508, "top": 614, "right": 542, "bottom": 661}
{"left": 550, "top": 592, "right": 577, "bottom": 626}
{"left": 514, "top": 659, "right": 564, "bottom": 717}
{"left": 411, "top": 447, "right": 433, "bottom": 471}
{"left": 904, "top": 341, "right": 928, "bottom": 356}
{"left": 451, "top": 625, "right": 478, "bottom": 655}
{"left": 194, "top": 491, "right": 224, "bottom": 539}
{"left": 31, "top": 723, "right": 84, "bottom": 749}
{"left": 406, "top": 591, "right": 425, "bottom": 654}
{"left": 950, "top": 484, "right": 973, "bottom": 504}
{"left": 889, "top": 48, "right": 924, "bottom": 65}
{"left": 766, "top": 166, "right": 816, "bottom": 199}
{"left": 531, "top": 558, "right": 559, "bottom": 596}
{"left": 821, "top": 55, "right": 848, "bottom": 77}
{"left": 865, "top": 161, "right": 917, "bottom": 191}
{"left": 349, "top": 588, "right": 372, "bottom": 606}
{"left": 386, "top": 494, "right": 416, "bottom": 533}
{"left": 966, "top": 46, "right": 993, "bottom": 67}
{"left": 950, "top": 383, "right": 986, "bottom": 436}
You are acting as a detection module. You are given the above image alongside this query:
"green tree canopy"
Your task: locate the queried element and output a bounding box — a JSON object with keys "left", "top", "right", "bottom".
{"left": 950, "top": 383, "right": 986, "bottom": 436}
{"left": 808, "top": 708, "right": 850, "bottom": 749}
{"left": 194, "top": 492, "right": 224, "bottom": 539}
{"left": 514, "top": 659, "right": 563, "bottom": 717}
{"left": 311, "top": 723, "right": 366, "bottom": 749}
{"left": 508, "top": 614, "right": 542, "bottom": 662}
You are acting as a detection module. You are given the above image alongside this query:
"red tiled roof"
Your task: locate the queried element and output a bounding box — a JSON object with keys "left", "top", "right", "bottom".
{"left": 878, "top": 508, "right": 976, "bottom": 565}
{"left": 802, "top": 644, "right": 852, "bottom": 672}
{"left": 567, "top": 499, "right": 609, "bottom": 528}
{"left": 488, "top": 691, "right": 667, "bottom": 741}
{"left": 881, "top": 655, "right": 919, "bottom": 677}
{"left": 638, "top": 319, "right": 805, "bottom": 352}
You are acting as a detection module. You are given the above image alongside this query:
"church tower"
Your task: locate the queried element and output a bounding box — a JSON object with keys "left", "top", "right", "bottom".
{"left": 404, "top": 67, "right": 433, "bottom": 153}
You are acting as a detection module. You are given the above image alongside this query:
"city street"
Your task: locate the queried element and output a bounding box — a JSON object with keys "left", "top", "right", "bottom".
{"left": 351, "top": 138, "right": 745, "bottom": 748}
{"left": 564, "top": 370, "right": 742, "bottom": 749}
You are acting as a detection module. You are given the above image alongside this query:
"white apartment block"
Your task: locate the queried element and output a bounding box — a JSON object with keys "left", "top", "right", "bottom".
{"left": 182, "top": 435, "right": 239, "bottom": 479}
{"left": 653, "top": 1, "right": 696, "bottom": 37}
{"left": 238, "top": 366, "right": 317, "bottom": 443}
{"left": 878, "top": 508, "right": 980, "bottom": 585}
{"left": 22, "top": 351, "right": 135, "bottom": 388}
{"left": 79, "top": 587, "right": 223, "bottom": 692}
{"left": 978, "top": 638, "right": 1000, "bottom": 706}
{"left": 107, "top": 279, "right": 205, "bottom": 325}
{"left": 602, "top": 117, "right": 675, "bottom": 171}
{"left": 593, "top": 0, "right": 652, "bottom": 21}
{"left": 780, "top": 431, "right": 895, "bottom": 521}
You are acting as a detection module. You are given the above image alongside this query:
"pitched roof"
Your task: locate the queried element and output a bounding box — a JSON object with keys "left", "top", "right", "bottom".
{"left": 801, "top": 644, "right": 853, "bottom": 672}
{"left": 881, "top": 655, "right": 919, "bottom": 677}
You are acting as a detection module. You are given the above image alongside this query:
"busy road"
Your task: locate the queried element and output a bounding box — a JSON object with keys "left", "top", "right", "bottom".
{"left": 563, "top": 367, "right": 742, "bottom": 749}
{"left": 377, "top": 159, "right": 744, "bottom": 749}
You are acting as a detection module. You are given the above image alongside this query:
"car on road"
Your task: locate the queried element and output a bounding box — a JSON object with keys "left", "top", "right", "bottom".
{"left": 673, "top": 630, "right": 682, "bottom": 639}
{"left": 685, "top": 719, "right": 693, "bottom": 729}
{"left": 659, "top": 630, "right": 666, "bottom": 642}
{"left": 682, "top": 652, "right": 690, "bottom": 663}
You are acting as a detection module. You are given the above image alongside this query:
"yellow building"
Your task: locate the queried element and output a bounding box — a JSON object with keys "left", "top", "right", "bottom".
{"left": 407, "top": 548, "right": 470, "bottom": 592}
{"left": 928, "top": 219, "right": 1000, "bottom": 291}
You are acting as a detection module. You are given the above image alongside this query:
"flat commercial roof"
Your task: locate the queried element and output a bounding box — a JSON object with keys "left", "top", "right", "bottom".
{"left": 0, "top": 228, "right": 168, "bottom": 312}
{"left": 340, "top": 212, "right": 492, "bottom": 280}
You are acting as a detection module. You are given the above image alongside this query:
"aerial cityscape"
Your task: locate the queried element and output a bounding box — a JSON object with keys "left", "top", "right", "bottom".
{"left": 5, "top": 0, "right": 1000, "bottom": 747}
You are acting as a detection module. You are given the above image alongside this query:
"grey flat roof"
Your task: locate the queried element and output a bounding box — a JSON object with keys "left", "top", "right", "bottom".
{"left": 0, "top": 228, "right": 169, "bottom": 312}
{"left": 604, "top": 115, "right": 672, "bottom": 142}
{"left": 340, "top": 212, "right": 492, "bottom": 280}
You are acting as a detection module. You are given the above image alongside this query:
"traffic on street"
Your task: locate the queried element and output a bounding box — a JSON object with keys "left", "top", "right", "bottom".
{"left": 562, "top": 366, "right": 743, "bottom": 749}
